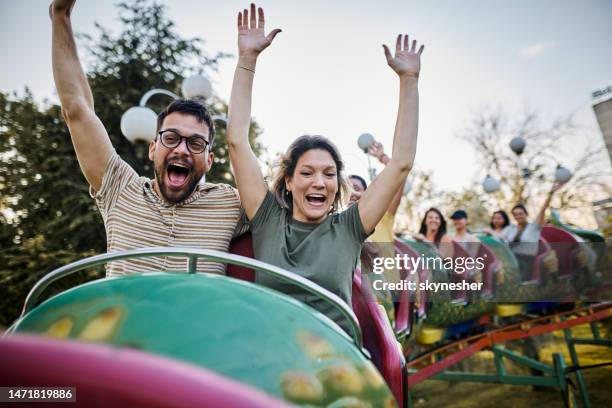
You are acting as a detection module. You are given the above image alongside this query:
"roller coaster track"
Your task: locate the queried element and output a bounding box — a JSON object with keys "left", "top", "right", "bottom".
{"left": 406, "top": 302, "right": 612, "bottom": 387}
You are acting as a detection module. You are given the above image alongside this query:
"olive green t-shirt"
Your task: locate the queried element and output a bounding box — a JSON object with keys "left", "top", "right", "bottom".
{"left": 249, "top": 191, "right": 368, "bottom": 333}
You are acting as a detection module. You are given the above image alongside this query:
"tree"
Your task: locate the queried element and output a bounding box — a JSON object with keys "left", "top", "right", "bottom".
{"left": 460, "top": 108, "right": 612, "bottom": 225}
{"left": 396, "top": 168, "right": 438, "bottom": 234}
{"left": 440, "top": 185, "right": 491, "bottom": 229}
{"left": 0, "top": 0, "right": 263, "bottom": 326}
{"left": 397, "top": 171, "right": 490, "bottom": 234}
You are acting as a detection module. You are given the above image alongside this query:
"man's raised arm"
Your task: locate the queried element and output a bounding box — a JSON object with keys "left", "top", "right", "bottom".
{"left": 51, "top": 0, "right": 113, "bottom": 192}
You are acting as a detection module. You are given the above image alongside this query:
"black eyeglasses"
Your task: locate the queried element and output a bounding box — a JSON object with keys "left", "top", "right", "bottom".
{"left": 157, "top": 130, "right": 210, "bottom": 154}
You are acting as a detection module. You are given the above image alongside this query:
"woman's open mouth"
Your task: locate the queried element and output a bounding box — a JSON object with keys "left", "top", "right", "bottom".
{"left": 305, "top": 194, "right": 327, "bottom": 208}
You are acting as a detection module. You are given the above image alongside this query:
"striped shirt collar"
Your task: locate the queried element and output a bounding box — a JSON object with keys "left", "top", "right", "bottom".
{"left": 143, "top": 179, "right": 218, "bottom": 207}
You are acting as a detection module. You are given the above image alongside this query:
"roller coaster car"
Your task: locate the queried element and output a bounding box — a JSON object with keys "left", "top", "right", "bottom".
{"left": 351, "top": 266, "right": 405, "bottom": 404}
{"left": 474, "top": 241, "right": 500, "bottom": 298}
{"left": 541, "top": 226, "right": 588, "bottom": 279}
{"left": 229, "top": 233, "right": 406, "bottom": 404}
{"left": 449, "top": 241, "right": 500, "bottom": 301}
{"left": 551, "top": 208, "right": 605, "bottom": 245}
{"left": 549, "top": 209, "right": 608, "bottom": 292}
{"left": 3, "top": 238, "right": 402, "bottom": 408}
{"left": 522, "top": 237, "right": 556, "bottom": 285}
{"left": 394, "top": 239, "right": 427, "bottom": 322}
{"left": 392, "top": 238, "right": 499, "bottom": 345}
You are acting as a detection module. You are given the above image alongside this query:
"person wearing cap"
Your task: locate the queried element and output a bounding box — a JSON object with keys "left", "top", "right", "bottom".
{"left": 450, "top": 210, "right": 480, "bottom": 257}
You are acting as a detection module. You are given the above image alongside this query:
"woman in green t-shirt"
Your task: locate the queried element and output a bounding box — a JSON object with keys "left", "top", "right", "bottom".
{"left": 226, "top": 3, "right": 424, "bottom": 332}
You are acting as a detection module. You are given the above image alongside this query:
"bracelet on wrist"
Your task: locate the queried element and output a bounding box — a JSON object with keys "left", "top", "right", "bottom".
{"left": 238, "top": 65, "right": 255, "bottom": 73}
{"left": 399, "top": 72, "right": 419, "bottom": 80}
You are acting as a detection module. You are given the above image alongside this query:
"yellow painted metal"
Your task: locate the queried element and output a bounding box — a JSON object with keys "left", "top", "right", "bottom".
{"left": 495, "top": 304, "right": 524, "bottom": 317}
{"left": 417, "top": 326, "right": 445, "bottom": 344}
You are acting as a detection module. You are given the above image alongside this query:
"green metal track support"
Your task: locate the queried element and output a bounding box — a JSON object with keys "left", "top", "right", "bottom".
{"left": 561, "top": 322, "right": 612, "bottom": 408}
{"left": 407, "top": 319, "right": 612, "bottom": 407}
{"left": 426, "top": 346, "right": 577, "bottom": 406}
{"left": 564, "top": 328, "right": 589, "bottom": 408}
{"left": 431, "top": 346, "right": 567, "bottom": 386}
{"left": 423, "top": 323, "right": 612, "bottom": 407}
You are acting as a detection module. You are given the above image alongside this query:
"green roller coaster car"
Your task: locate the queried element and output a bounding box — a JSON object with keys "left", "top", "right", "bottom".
{"left": 8, "top": 248, "right": 397, "bottom": 408}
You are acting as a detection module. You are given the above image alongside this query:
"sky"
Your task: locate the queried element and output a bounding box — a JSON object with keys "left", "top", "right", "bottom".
{"left": 1, "top": 0, "right": 611, "bottom": 194}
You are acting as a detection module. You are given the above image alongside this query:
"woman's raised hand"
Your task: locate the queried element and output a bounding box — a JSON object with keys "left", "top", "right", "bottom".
{"left": 383, "top": 34, "right": 424, "bottom": 79}
{"left": 237, "top": 3, "right": 281, "bottom": 59}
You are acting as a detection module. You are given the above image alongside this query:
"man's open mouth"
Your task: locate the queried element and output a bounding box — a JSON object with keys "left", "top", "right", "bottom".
{"left": 166, "top": 162, "right": 192, "bottom": 188}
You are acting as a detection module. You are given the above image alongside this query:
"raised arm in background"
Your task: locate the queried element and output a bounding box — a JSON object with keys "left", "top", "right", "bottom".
{"left": 50, "top": 0, "right": 113, "bottom": 192}
{"left": 367, "top": 141, "right": 405, "bottom": 216}
{"left": 358, "top": 34, "right": 424, "bottom": 234}
{"left": 535, "top": 182, "right": 562, "bottom": 226}
{"left": 227, "top": 3, "right": 281, "bottom": 219}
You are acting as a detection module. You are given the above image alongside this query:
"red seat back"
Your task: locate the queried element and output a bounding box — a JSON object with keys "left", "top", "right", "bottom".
{"left": 525, "top": 237, "right": 552, "bottom": 283}
{"left": 474, "top": 243, "right": 500, "bottom": 296}
{"left": 450, "top": 242, "right": 473, "bottom": 301}
{"left": 227, "top": 232, "right": 255, "bottom": 282}
{"left": 541, "top": 225, "right": 579, "bottom": 277}
{"left": 352, "top": 266, "right": 404, "bottom": 404}
{"left": 394, "top": 239, "right": 426, "bottom": 331}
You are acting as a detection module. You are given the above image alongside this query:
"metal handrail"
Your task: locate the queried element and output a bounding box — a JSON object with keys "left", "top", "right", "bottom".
{"left": 20, "top": 247, "right": 363, "bottom": 349}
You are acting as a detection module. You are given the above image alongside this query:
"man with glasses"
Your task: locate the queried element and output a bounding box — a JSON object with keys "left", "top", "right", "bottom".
{"left": 50, "top": 0, "right": 245, "bottom": 276}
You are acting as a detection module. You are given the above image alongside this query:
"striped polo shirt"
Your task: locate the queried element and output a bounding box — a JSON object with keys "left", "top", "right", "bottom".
{"left": 91, "top": 152, "right": 246, "bottom": 277}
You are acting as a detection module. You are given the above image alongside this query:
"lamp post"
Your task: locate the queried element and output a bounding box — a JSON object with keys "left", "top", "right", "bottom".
{"left": 355, "top": 133, "right": 414, "bottom": 194}
{"left": 482, "top": 137, "right": 572, "bottom": 199}
{"left": 357, "top": 133, "right": 377, "bottom": 181}
{"left": 120, "top": 74, "right": 226, "bottom": 144}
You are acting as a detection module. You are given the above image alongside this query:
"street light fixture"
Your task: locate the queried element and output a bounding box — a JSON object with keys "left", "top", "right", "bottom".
{"left": 482, "top": 137, "right": 572, "bottom": 195}
{"left": 482, "top": 174, "right": 500, "bottom": 193}
{"left": 120, "top": 74, "right": 222, "bottom": 143}
{"left": 357, "top": 133, "right": 374, "bottom": 152}
{"left": 356, "top": 133, "right": 377, "bottom": 181}
{"left": 509, "top": 136, "right": 526, "bottom": 156}
{"left": 181, "top": 75, "right": 212, "bottom": 100}
{"left": 554, "top": 164, "right": 572, "bottom": 183}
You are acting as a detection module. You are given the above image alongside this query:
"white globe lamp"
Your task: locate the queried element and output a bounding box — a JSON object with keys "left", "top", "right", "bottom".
{"left": 482, "top": 175, "right": 500, "bottom": 193}
{"left": 181, "top": 75, "right": 212, "bottom": 100}
{"left": 357, "top": 133, "right": 375, "bottom": 152}
{"left": 509, "top": 137, "right": 526, "bottom": 155}
{"left": 120, "top": 106, "right": 158, "bottom": 143}
{"left": 554, "top": 164, "right": 572, "bottom": 183}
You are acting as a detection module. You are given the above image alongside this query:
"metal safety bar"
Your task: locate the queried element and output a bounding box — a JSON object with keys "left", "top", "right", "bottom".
{"left": 20, "top": 247, "right": 363, "bottom": 350}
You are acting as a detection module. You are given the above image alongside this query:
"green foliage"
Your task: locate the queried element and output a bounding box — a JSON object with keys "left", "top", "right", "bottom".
{"left": 0, "top": 0, "right": 262, "bottom": 327}
{"left": 440, "top": 185, "right": 491, "bottom": 230}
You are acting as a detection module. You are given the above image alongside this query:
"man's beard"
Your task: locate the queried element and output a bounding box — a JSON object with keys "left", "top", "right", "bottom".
{"left": 154, "top": 162, "right": 202, "bottom": 204}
